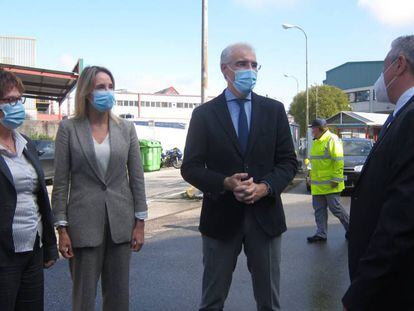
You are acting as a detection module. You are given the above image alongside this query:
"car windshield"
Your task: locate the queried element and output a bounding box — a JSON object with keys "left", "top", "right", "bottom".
{"left": 343, "top": 140, "right": 372, "bottom": 156}
{"left": 33, "top": 140, "right": 55, "bottom": 153}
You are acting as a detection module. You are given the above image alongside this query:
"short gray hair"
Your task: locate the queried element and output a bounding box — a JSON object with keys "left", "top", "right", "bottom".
{"left": 389, "top": 35, "right": 414, "bottom": 74}
{"left": 220, "top": 43, "right": 256, "bottom": 65}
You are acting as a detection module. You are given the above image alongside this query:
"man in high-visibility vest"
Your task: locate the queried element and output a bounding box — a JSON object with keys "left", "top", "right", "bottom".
{"left": 307, "top": 118, "right": 349, "bottom": 243}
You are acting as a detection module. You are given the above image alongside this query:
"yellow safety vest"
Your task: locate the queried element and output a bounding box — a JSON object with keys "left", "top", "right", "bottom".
{"left": 309, "top": 130, "right": 345, "bottom": 195}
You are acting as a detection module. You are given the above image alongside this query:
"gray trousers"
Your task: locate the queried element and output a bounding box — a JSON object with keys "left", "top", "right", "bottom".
{"left": 69, "top": 224, "right": 131, "bottom": 311}
{"left": 200, "top": 208, "right": 282, "bottom": 311}
{"left": 312, "top": 193, "right": 349, "bottom": 238}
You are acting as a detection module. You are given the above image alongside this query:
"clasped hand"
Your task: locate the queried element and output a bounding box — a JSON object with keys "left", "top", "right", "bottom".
{"left": 224, "top": 173, "right": 268, "bottom": 205}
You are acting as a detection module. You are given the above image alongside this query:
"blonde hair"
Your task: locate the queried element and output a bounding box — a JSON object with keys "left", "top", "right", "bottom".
{"left": 73, "top": 66, "right": 118, "bottom": 122}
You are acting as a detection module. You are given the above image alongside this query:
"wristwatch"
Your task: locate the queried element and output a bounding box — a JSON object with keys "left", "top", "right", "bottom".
{"left": 262, "top": 181, "right": 272, "bottom": 196}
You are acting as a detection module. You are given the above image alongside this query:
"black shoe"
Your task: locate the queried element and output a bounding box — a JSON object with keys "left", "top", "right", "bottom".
{"left": 307, "top": 235, "right": 327, "bottom": 243}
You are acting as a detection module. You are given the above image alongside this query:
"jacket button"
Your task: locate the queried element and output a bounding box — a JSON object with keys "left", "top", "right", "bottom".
{"left": 101, "top": 185, "right": 107, "bottom": 191}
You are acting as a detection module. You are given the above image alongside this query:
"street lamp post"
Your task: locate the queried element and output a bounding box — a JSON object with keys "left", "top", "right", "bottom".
{"left": 283, "top": 73, "right": 299, "bottom": 95}
{"left": 282, "top": 23, "right": 309, "bottom": 130}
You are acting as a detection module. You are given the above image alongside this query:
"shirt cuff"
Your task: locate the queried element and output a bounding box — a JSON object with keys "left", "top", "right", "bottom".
{"left": 135, "top": 211, "right": 148, "bottom": 220}
{"left": 260, "top": 180, "right": 273, "bottom": 196}
{"left": 54, "top": 220, "right": 69, "bottom": 228}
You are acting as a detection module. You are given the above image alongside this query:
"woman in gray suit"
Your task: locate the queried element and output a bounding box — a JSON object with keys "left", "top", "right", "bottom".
{"left": 51, "top": 66, "right": 147, "bottom": 311}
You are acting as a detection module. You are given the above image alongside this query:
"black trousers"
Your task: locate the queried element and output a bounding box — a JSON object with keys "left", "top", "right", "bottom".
{"left": 0, "top": 236, "right": 44, "bottom": 311}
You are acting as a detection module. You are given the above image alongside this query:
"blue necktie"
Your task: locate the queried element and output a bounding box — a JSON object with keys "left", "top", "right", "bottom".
{"left": 237, "top": 99, "right": 249, "bottom": 154}
{"left": 378, "top": 113, "right": 394, "bottom": 139}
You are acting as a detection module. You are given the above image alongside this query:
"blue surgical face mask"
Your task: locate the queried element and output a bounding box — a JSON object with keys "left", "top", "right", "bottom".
{"left": 91, "top": 90, "right": 115, "bottom": 112}
{"left": 228, "top": 68, "right": 257, "bottom": 96}
{"left": 0, "top": 100, "right": 26, "bottom": 130}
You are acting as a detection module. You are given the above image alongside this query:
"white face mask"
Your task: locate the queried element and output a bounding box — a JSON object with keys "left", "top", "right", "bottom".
{"left": 374, "top": 60, "right": 398, "bottom": 103}
{"left": 374, "top": 73, "right": 390, "bottom": 103}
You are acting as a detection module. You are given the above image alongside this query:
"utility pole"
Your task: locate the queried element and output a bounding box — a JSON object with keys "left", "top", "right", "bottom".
{"left": 315, "top": 84, "right": 319, "bottom": 118}
{"left": 201, "top": 0, "right": 208, "bottom": 104}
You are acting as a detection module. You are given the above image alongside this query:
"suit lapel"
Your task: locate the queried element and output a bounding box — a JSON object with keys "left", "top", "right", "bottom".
{"left": 245, "top": 93, "right": 263, "bottom": 159}
{"left": 0, "top": 155, "right": 14, "bottom": 186}
{"left": 23, "top": 144, "right": 43, "bottom": 180}
{"left": 212, "top": 92, "right": 243, "bottom": 157}
{"left": 73, "top": 118, "right": 106, "bottom": 184}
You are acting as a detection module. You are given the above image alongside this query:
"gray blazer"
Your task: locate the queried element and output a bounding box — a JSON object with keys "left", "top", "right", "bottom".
{"left": 52, "top": 117, "right": 147, "bottom": 248}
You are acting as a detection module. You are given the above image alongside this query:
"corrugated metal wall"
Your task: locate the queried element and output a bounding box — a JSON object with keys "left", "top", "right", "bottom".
{"left": 0, "top": 36, "right": 36, "bottom": 67}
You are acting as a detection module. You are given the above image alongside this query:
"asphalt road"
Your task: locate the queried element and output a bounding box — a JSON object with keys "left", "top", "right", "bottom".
{"left": 44, "top": 178, "right": 352, "bottom": 311}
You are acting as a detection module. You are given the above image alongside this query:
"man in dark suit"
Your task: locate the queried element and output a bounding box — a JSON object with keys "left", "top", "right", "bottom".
{"left": 181, "top": 43, "right": 297, "bottom": 311}
{"left": 343, "top": 35, "right": 414, "bottom": 310}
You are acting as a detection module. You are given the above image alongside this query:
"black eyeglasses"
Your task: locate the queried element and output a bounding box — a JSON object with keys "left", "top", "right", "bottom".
{"left": 0, "top": 97, "right": 26, "bottom": 105}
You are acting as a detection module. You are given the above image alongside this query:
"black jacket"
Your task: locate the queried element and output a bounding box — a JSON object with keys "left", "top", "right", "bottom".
{"left": 181, "top": 91, "right": 298, "bottom": 240}
{"left": 0, "top": 134, "right": 58, "bottom": 263}
{"left": 343, "top": 95, "right": 414, "bottom": 310}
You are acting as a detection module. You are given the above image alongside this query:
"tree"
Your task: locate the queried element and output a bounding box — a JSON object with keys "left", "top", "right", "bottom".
{"left": 289, "top": 84, "right": 351, "bottom": 137}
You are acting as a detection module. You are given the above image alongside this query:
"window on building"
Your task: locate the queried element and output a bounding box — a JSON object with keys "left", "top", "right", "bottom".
{"left": 156, "top": 102, "right": 161, "bottom": 107}
{"left": 355, "top": 90, "right": 370, "bottom": 102}
{"left": 161, "top": 102, "right": 168, "bottom": 108}
{"left": 347, "top": 92, "right": 356, "bottom": 103}
{"left": 169, "top": 103, "right": 172, "bottom": 107}
{"left": 151, "top": 102, "right": 155, "bottom": 107}
{"left": 123, "top": 100, "right": 128, "bottom": 106}
{"left": 134, "top": 101, "right": 138, "bottom": 106}
{"left": 120, "top": 113, "right": 134, "bottom": 119}
{"left": 177, "top": 102, "right": 183, "bottom": 108}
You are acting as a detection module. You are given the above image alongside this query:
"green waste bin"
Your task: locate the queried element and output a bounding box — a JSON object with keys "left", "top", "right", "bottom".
{"left": 139, "top": 139, "right": 162, "bottom": 172}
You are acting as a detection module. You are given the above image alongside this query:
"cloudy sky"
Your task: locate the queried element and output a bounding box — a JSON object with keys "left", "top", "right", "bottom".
{"left": 1, "top": 0, "right": 413, "bottom": 109}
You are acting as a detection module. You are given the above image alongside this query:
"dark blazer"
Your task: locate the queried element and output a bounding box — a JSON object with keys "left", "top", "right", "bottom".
{"left": 0, "top": 134, "right": 58, "bottom": 263}
{"left": 343, "top": 95, "right": 414, "bottom": 310}
{"left": 181, "top": 91, "right": 298, "bottom": 240}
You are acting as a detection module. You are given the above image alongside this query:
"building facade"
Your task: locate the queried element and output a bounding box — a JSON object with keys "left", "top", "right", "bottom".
{"left": 0, "top": 36, "right": 38, "bottom": 118}
{"left": 109, "top": 87, "right": 215, "bottom": 151}
{"left": 0, "top": 36, "right": 36, "bottom": 66}
{"left": 324, "top": 61, "right": 393, "bottom": 113}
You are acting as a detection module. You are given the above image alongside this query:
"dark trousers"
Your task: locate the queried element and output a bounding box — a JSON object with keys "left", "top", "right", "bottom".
{"left": 0, "top": 237, "right": 44, "bottom": 311}
{"left": 200, "top": 208, "right": 282, "bottom": 311}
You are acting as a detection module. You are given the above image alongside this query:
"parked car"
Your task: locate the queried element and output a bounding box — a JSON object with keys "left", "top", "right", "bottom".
{"left": 305, "top": 138, "right": 373, "bottom": 192}
{"left": 33, "top": 140, "right": 55, "bottom": 183}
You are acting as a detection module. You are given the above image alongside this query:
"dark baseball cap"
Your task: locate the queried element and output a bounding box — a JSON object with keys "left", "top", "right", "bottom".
{"left": 310, "top": 118, "right": 327, "bottom": 128}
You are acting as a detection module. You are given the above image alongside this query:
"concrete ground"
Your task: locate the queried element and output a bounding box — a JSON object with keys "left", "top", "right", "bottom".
{"left": 44, "top": 169, "right": 351, "bottom": 311}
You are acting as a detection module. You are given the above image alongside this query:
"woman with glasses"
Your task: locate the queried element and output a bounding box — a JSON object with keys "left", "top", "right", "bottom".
{"left": 52, "top": 66, "right": 147, "bottom": 311}
{"left": 0, "top": 69, "right": 58, "bottom": 311}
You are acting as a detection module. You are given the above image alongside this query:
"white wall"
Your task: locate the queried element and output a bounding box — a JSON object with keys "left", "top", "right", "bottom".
{"left": 134, "top": 123, "right": 189, "bottom": 153}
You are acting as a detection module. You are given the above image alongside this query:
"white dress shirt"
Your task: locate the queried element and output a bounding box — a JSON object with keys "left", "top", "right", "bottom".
{"left": 393, "top": 87, "right": 414, "bottom": 116}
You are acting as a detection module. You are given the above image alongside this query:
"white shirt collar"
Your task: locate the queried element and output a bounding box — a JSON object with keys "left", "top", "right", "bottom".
{"left": 0, "top": 131, "right": 27, "bottom": 157}
{"left": 393, "top": 86, "right": 414, "bottom": 116}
